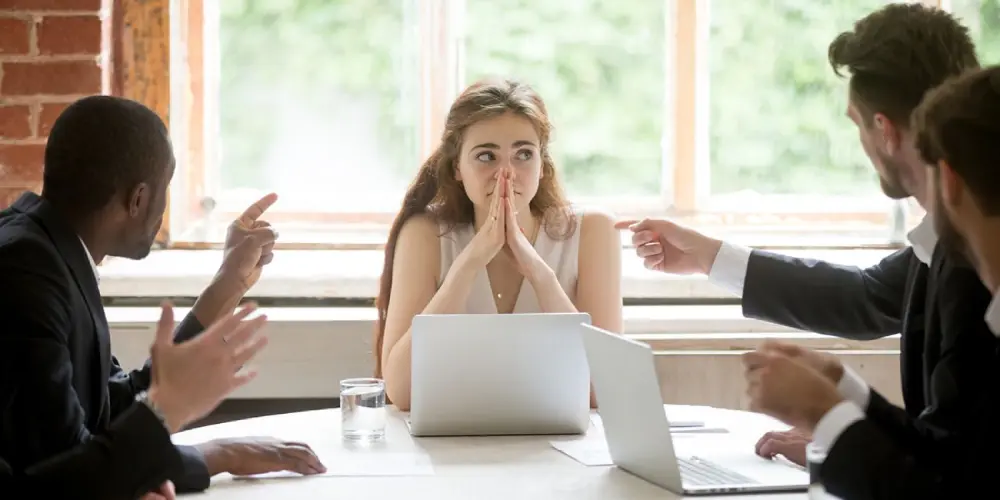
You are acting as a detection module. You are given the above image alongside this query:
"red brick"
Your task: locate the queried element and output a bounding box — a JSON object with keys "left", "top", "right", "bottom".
{"left": 0, "top": 184, "right": 39, "bottom": 209}
{"left": 1, "top": 61, "right": 101, "bottom": 96}
{"left": 0, "top": 105, "right": 31, "bottom": 139}
{"left": 0, "top": 0, "right": 101, "bottom": 10}
{"left": 38, "top": 15, "right": 101, "bottom": 55}
{"left": 0, "top": 144, "right": 45, "bottom": 183}
{"left": 0, "top": 17, "right": 30, "bottom": 55}
{"left": 38, "top": 102, "right": 68, "bottom": 137}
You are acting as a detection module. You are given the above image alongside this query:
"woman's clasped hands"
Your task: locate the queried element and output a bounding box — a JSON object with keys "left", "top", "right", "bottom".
{"left": 466, "top": 168, "right": 547, "bottom": 280}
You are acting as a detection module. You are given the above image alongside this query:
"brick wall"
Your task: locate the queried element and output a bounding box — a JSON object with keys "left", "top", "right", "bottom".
{"left": 0, "top": 0, "right": 107, "bottom": 209}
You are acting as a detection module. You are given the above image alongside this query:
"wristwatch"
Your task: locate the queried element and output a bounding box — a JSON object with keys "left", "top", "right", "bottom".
{"left": 135, "top": 390, "right": 170, "bottom": 430}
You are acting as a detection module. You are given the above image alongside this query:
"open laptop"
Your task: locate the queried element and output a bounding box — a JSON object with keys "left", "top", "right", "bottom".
{"left": 580, "top": 323, "right": 809, "bottom": 495}
{"left": 408, "top": 312, "right": 592, "bottom": 437}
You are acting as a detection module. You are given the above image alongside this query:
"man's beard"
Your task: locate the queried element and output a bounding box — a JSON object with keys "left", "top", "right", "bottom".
{"left": 877, "top": 153, "right": 910, "bottom": 200}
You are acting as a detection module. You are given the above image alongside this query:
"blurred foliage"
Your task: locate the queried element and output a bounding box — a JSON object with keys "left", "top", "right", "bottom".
{"left": 218, "top": 0, "right": 1000, "bottom": 200}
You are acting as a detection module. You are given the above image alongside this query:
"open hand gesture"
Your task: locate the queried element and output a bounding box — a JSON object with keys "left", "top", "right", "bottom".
{"left": 148, "top": 302, "right": 269, "bottom": 433}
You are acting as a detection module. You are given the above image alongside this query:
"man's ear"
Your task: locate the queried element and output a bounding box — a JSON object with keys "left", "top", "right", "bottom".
{"left": 938, "top": 159, "right": 963, "bottom": 210}
{"left": 127, "top": 182, "right": 149, "bottom": 217}
{"left": 873, "top": 113, "right": 901, "bottom": 155}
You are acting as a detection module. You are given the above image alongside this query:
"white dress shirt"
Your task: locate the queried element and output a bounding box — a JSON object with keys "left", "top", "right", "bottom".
{"left": 986, "top": 291, "right": 1000, "bottom": 338}
{"left": 78, "top": 237, "right": 100, "bottom": 283}
{"left": 707, "top": 216, "right": 936, "bottom": 449}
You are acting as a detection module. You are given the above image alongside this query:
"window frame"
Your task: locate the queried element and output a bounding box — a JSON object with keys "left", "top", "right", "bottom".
{"left": 126, "top": 0, "right": 944, "bottom": 250}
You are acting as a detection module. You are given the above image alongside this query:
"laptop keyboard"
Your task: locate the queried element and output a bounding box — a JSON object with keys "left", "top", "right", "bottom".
{"left": 678, "top": 456, "right": 759, "bottom": 486}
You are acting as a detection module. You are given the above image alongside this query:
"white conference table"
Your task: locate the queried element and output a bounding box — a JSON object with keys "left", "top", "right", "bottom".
{"left": 173, "top": 405, "right": 808, "bottom": 499}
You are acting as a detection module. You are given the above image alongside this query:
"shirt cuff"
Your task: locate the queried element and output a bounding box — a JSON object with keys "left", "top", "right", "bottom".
{"left": 811, "top": 401, "right": 865, "bottom": 451}
{"left": 707, "top": 242, "right": 752, "bottom": 297}
{"left": 836, "top": 366, "right": 871, "bottom": 409}
{"left": 985, "top": 291, "right": 1000, "bottom": 338}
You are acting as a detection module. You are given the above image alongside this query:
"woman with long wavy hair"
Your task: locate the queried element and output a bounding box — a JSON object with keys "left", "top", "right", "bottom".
{"left": 374, "top": 78, "right": 623, "bottom": 410}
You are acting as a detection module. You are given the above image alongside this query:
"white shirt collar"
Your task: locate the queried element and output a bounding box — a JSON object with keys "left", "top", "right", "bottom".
{"left": 907, "top": 215, "right": 938, "bottom": 265}
{"left": 78, "top": 237, "right": 100, "bottom": 283}
{"left": 987, "top": 293, "right": 1000, "bottom": 338}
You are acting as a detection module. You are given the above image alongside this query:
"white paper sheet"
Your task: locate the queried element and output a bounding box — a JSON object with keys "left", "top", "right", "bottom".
{"left": 588, "top": 405, "right": 720, "bottom": 430}
{"left": 589, "top": 414, "right": 728, "bottom": 435}
{"left": 233, "top": 451, "right": 435, "bottom": 479}
{"left": 551, "top": 428, "right": 728, "bottom": 467}
{"left": 550, "top": 439, "right": 614, "bottom": 466}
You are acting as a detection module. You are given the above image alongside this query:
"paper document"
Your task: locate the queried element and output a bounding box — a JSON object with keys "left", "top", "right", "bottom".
{"left": 590, "top": 414, "right": 727, "bottom": 434}
{"left": 550, "top": 439, "right": 613, "bottom": 466}
{"left": 551, "top": 428, "right": 727, "bottom": 467}
{"left": 234, "top": 451, "right": 435, "bottom": 479}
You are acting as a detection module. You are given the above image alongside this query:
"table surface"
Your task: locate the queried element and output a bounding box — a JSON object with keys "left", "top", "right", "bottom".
{"left": 173, "top": 405, "right": 809, "bottom": 499}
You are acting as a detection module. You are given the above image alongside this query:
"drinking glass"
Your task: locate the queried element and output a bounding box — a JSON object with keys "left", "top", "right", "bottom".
{"left": 340, "top": 378, "right": 386, "bottom": 441}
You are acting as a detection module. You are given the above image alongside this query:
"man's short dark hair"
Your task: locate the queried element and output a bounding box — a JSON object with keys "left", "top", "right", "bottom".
{"left": 42, "top": 95, "right": 173, "bottom": 214}
{"left": 828, "top": 3, "right": 979, "bottom": 127}
{"left": 914, "top": 66, "right": 1000, "bottom": 216}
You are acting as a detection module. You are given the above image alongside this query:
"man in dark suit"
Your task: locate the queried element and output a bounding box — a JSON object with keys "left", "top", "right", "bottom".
{"left": 1, "top": 302, "right": 270, "bottom": 500}
{"left": 916, "top": 66, "right": 1000, "bottom": 354}
{"left": 0, "top": 96, "right": 325, "bottom": 495}
{"left": 616, "top": 3, "right": 996, "bottom": 467}
{"left": 743, "top": 70, "right": 1000, "bottom": 496}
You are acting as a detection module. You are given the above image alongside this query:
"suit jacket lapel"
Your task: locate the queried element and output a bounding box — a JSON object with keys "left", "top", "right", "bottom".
{"left": 11, "top": 193, "right": 112, "bottom": 412}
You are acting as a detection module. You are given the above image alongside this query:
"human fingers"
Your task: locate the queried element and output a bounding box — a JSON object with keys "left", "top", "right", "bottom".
{"left": 228, "top": 369, "right": 260, "bottom": 392}
{"left": 758, "top": 435, "right": 807, "bottom": 465}
{"left": 254, "top": 221, "right": 276, "bottom": 266}
{"left": 760, "top": 340, "right": 804, "bottom": 357}
{"left": 245, "top": 226, "right": 278, "bottom": 246}
{"left": 238, "top": 193, "right": 279, "bottom": 226}
{"left": 275, "top": 444, "right": 327, "bottom": 474}
{"left": 153, "top": 301, "right": 176, "bottom": 348}
{"left": 230, "top": 332, "right": 270, "bottom": 370}
{"left": 642, "top": 255, "right": 665, "bottom": 270}
{"left": 198, "top": 302, "right": 259, "bottom": 345}
{"left": 495, "top": 170, "right": 506, "bottom": 230}
{"left": 631, "top": 230, "right": 660, "bottom": 246}
{"left": 613, "top": 219, "right": 639, "bottom": 230}
{"left": 636, "top": 241, "right": 663, "bottom": 258}
{"left": 504, "top": 184, "right": 519, "bottom": 238}
{"left": 487, "top": 171, "right": 502, "bottom": 227}
{"left": 755, "top": 431, "right": 783, "bottom": 458}
{"left": 741, "top": 350, "right": 773, "bottom": 371}
{"left": 626, "top": 218, "right": 677, "bottom": 234}
{"left": 140, "top": 481, "right": 175, "bottom": 500}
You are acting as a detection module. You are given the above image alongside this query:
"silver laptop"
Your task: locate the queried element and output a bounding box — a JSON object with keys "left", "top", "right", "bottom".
{"left": 408, "top": 312, "right": 592, "bottom": 437}
{"left": 580, "top": 323, "right": 809, "bottom": 495}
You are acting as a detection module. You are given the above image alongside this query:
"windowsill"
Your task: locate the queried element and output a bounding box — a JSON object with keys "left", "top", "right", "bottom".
{"left": 105, "top": 303, "right": 901, "bottom": 349}
{"left": 98, "top": 246, "right": 898, "bottom": 299}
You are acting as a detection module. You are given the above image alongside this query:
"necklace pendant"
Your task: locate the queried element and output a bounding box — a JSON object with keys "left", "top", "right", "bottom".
{"left": 496, "top": 293, "right": 502, "bottom": 299}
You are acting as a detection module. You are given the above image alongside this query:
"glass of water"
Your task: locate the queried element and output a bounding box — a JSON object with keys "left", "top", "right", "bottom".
{"left": 806, "top": 442, "right": 839, "bottom": 499}
{"left": 340, "top": 378, "right": 386, "bottom": 441}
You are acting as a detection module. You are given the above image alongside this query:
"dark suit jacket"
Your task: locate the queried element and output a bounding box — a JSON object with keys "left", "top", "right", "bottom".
{"left": 743, "top": 246, "right": 1000, "bottom": 497}
{"left": 818, "top": 387, "right": 1000, "bottom": 500}
{"left": 0, "top": 192, "right": 212, "bottom": 493}
{"left": 0, "top": 403, "right": 184, "bottom": 500}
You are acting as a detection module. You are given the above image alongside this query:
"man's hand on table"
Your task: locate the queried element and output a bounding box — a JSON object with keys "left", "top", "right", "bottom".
{"left": 196, "top": 437, "right": 328, "bottom": 477}
{"left": 754, "top": 428, "right": 811, "bottom": 466}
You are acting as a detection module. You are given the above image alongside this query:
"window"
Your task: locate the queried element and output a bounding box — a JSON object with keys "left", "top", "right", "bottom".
{"left": 162, "top": 0, "right": 960, "bottom": 249}
{"left": 947, "top": 0, "right": 1000, "bottom": 63}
